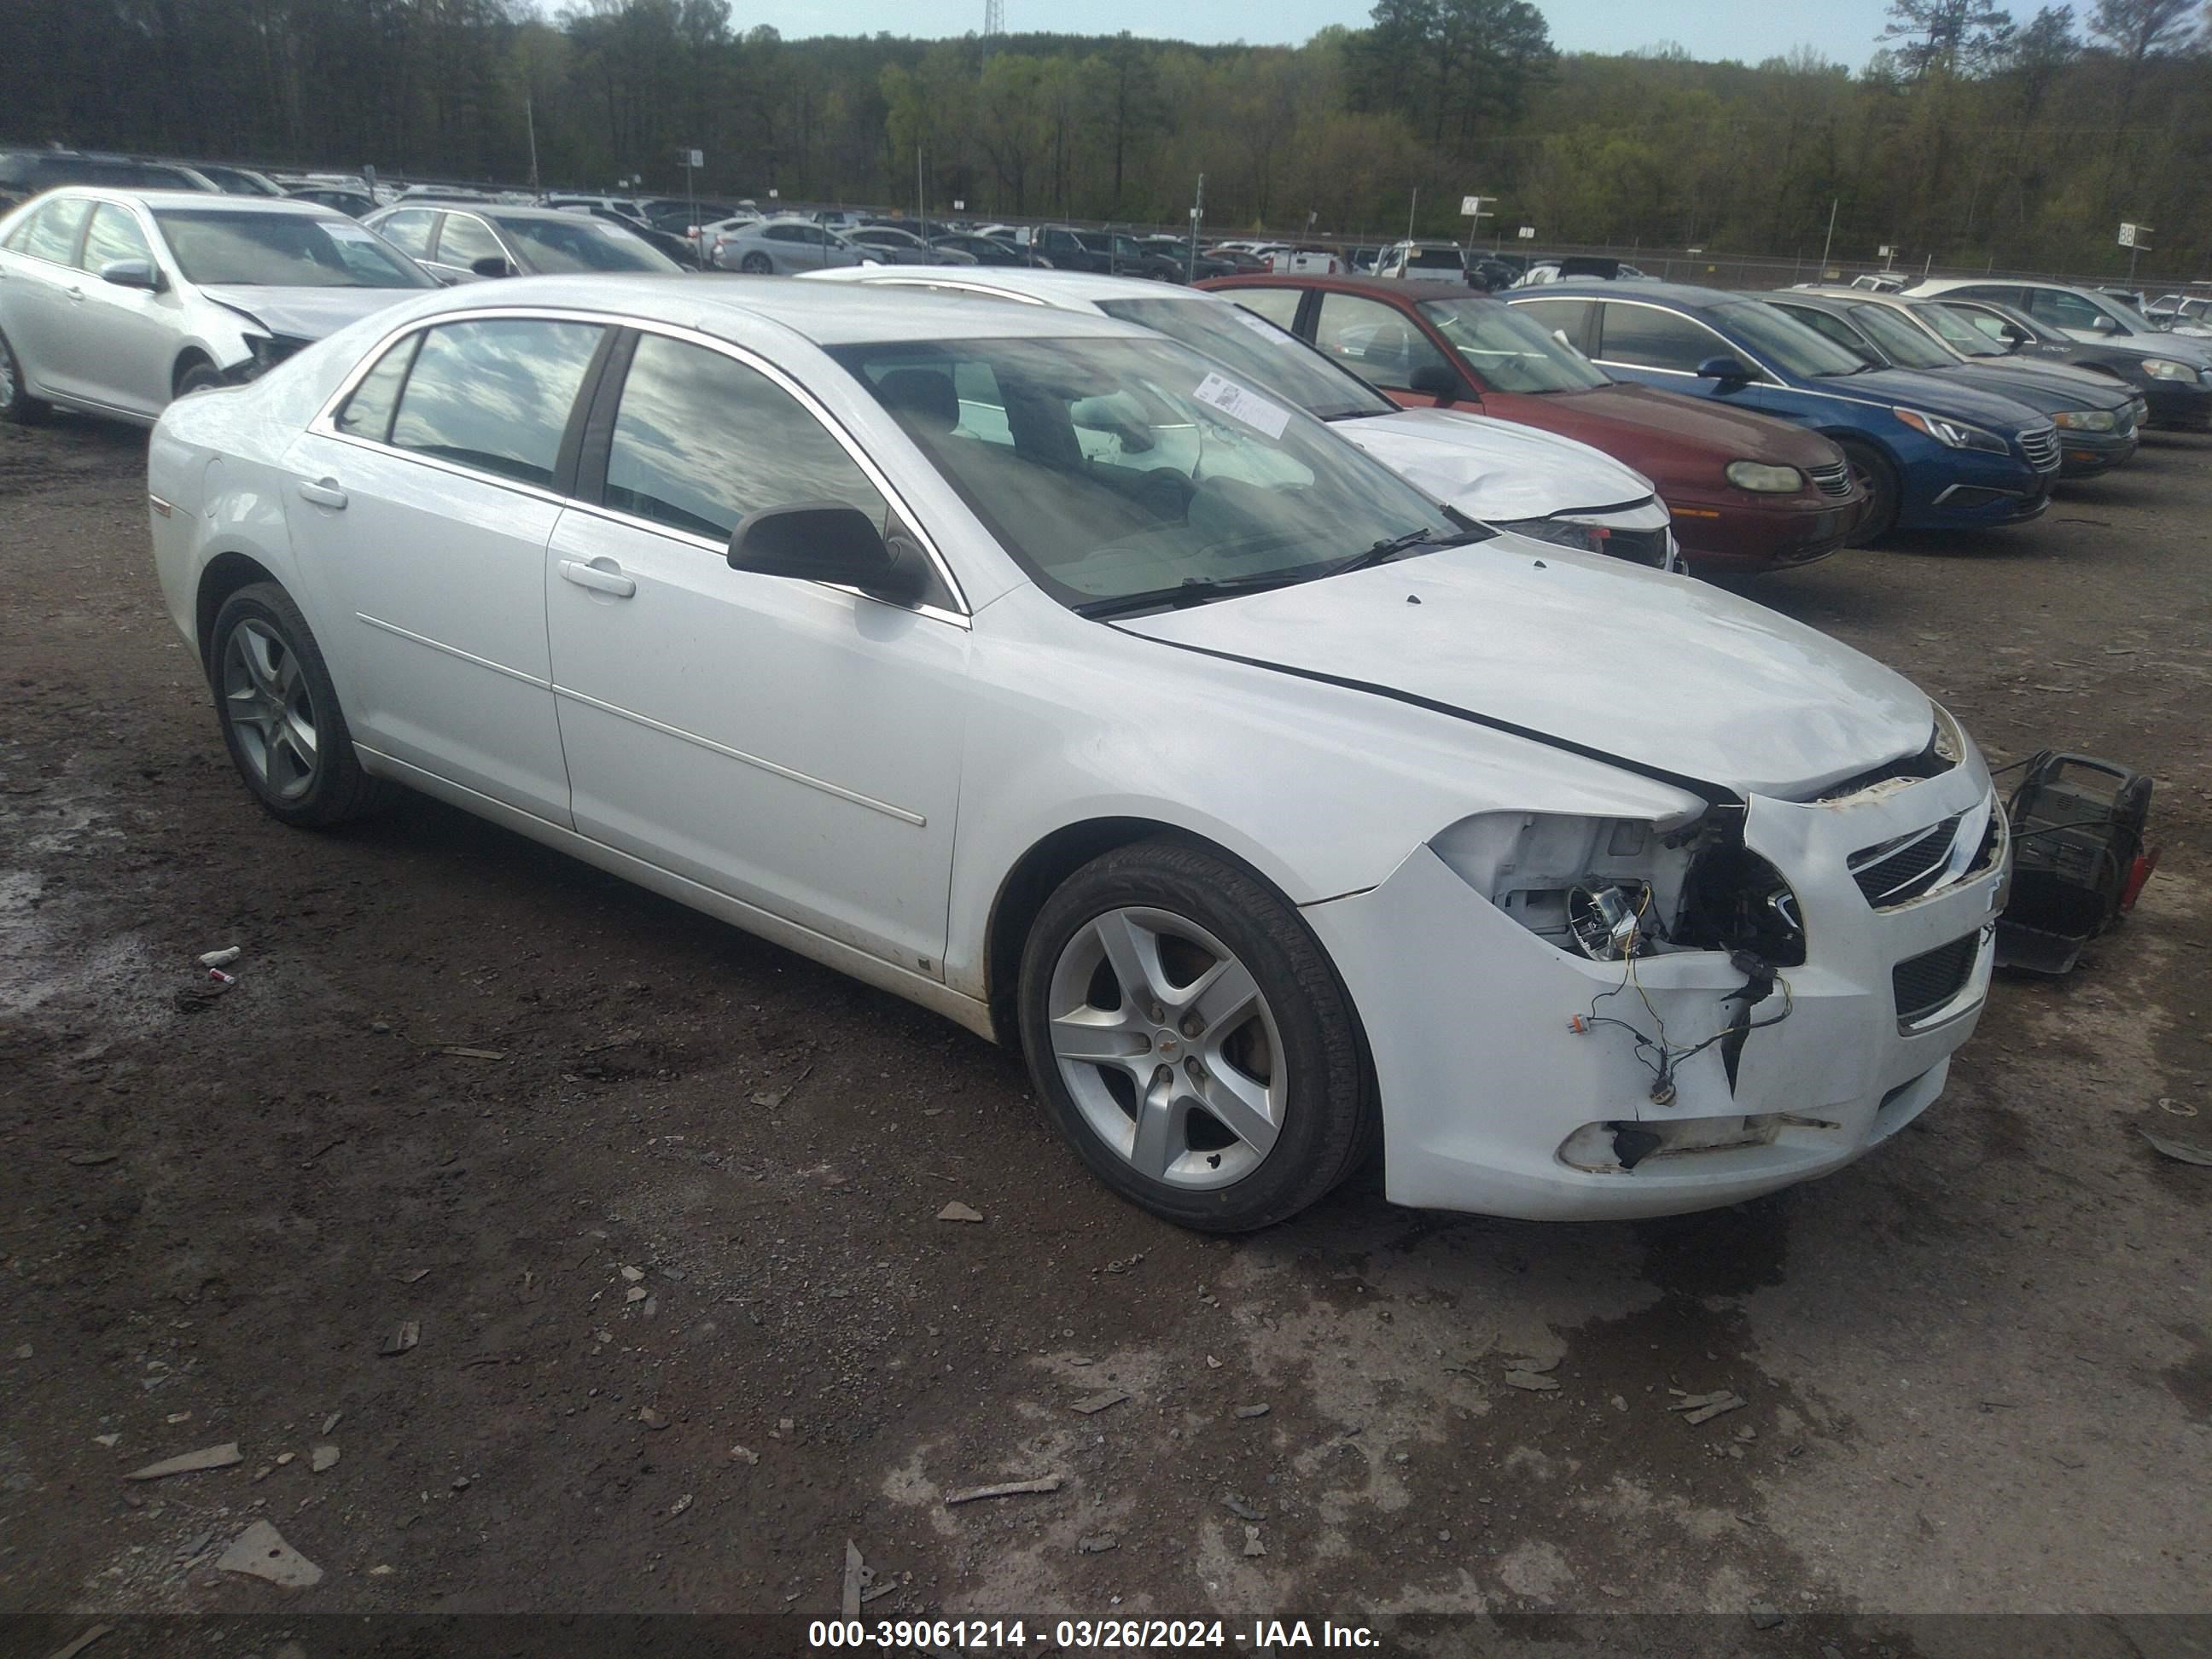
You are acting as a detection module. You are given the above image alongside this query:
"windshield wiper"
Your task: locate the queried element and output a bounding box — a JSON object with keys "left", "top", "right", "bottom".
{"left": 1074, "top": 568, "right": 1331, "bottom": 620}
{"left": 1328, "top": 526, "right": 1483, "bottom": 575}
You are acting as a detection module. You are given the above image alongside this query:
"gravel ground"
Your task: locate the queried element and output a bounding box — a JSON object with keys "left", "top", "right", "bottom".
{"left": 1, "top": 412, "right": 2209, "bottom": 1653}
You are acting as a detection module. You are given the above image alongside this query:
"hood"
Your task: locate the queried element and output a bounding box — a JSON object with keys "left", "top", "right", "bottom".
{"left": 1514, "top": 382, "right": 1842, "bottom": 469}
{"left": 1333, "top": 407, "right": 1656, "bottom": 521}
{"left": 1117, "top": 541, "right": 1932, "bottom": 800}
{"left": 1813, "top": 365, "right": 2052, "bottom": 433}
{"left": 1932, "top": 363, "right": 2129, "bottom": 416}
{"left": 198, "top": 284, "right": 422, "bottom": 342}
{"left": 1952, "top": 358, "right": 2138, "bottom": 407}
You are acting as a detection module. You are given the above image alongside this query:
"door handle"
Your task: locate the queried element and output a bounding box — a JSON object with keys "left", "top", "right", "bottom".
{"left": 297, "top": 479, "right": 348, "bottom": 509}
{"left": 559, "top": 558, "right": 636, "bottom": 598}
{"left": 66, "top": 286, "right": 85, "bottom": 303}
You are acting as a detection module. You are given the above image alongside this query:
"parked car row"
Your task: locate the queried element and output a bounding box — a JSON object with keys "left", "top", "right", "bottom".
{"left": 136, "top": 266, "right": 2018, "bottom": 1234}
{"left": 1201, "top": 271, "right": 2205, "bottom": 554}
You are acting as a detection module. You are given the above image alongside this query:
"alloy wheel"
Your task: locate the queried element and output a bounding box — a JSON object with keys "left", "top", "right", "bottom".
{"left": 1045, "top": 906, "right": 1285, "bottom": 1190}
{"left": 221, "top": 618, "right": 321, "bottom": 801}
{"left": 0, "top": 343, "right": 16, "bottom": 410}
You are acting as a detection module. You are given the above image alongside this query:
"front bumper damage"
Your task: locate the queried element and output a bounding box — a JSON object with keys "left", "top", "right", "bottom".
{"left": 1303, "top": 758, "right": 2008, "bottom": 1220}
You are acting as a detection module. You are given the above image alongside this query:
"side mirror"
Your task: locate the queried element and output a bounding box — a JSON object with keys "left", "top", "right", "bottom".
{"left": 469, "top": 254, "right": 513, "bottom": 279}
{"left": 726, "top": 503, "right": 929, "bottom": 605}
{"left": 2089, "top": 314, "right": 2119, "bottom": 335}
{"left": 1409, "top": 363, "right": 1462, "bottom": 405}
{"left": 2001, "top": 326, "right": 2029, "bottom": 350}
{"left": 1697, "top": 355, "right": 1753, "bottom": 383}
{"left": 98, "top": 258, "right": 162, "bottom": 292}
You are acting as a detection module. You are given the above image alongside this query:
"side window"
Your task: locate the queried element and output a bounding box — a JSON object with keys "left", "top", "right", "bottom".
{"left": 79, "top": 204, "right": 153, "bottom": 272}
{"left": 602, "top": 334, "right": 888, "bottom": 542}
{"left": 1511, "top": 297, "right": 1593, "bottom": 350}
{"left": 436, "top": 214, "right": 503, "bottom": 268}
{"left": 1313, "top": 292, "right": 1452, "bottom": 388}
{"left": 18, "top": 198, "right": 91, "bottom": 265}
{"left": 1226, "top": 287, "right": 1304, "bottom": 333}
{"left": 375, "top": 210, "right": 435, "bottom": 258}
{"left": 334, "top": 332, "right": 420, "bottom": 441}
{"left": 1597, "top": 303, "right": 1727, "bottom": 372}
{"left": 1779, "top": 305, "right": 1874, "bottom": 358}
{"left": 2026, "top": 288, "right": 2102, "bottom": 331}
{"left": 389, "top": 319, "right": 603, "bottom": 486}
{"left": 765, "top": 224, "right": 799, "bottom": 243}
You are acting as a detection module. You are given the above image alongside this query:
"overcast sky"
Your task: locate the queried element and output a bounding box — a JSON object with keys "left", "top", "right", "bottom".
{"left": 748, "top": 0, "right": 1909, "bottom": 71}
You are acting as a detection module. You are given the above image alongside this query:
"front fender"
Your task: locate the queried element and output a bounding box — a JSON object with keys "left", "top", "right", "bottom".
{"left": 940, "top": 586, "right": 1704, "bottom": 998}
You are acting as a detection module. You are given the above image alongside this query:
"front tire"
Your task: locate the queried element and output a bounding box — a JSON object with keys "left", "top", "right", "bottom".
{"left": 1838, "top": 439, "right": 1901, "bottom": 545}
{"left": 0, "top": 327, "right": 50, "bottom": 425}
{"left": 209, "top": 582, "right": 385, "bottom": 827}
{"left": 1018, "top": 841, "right": 1373, "bottom": 1231}
{"left": 175, "top": 357, "right": 224, "bottom": 397}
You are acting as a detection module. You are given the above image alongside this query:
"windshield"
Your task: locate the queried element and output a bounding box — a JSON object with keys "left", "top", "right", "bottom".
{"left": 492, "top": 215, "right": 678, "bottom": 273}
{"left": 153, "top": 210, "right": 432, "bottom": 288}
{"left": 1417, "top": 297, "right": 1609, "bottom": 392}
{"left": 1850, "top": 303, "right": 1957, "bottom": 369}
{"left": 1709, "top": 300, "right": 1868, "bottom": 377}
{"left": 829, "top": 335, "right": 1463, "bottom": 614}
{"left": 1405, "top": 248, "right": 1464, "bottom": 271}
{"left": 1094, "top": 296, "right": 1394, "bottom": 422}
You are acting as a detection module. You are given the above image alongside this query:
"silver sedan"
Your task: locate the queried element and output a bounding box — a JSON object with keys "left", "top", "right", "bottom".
{"left": 708, "top": 216, "right": 878, "bottom": 275}
{"left": 0, "top": 189, "right": 434, "bottom": 426}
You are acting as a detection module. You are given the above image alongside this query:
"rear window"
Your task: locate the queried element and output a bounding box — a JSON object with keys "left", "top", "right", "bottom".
{"left": 388, "top": 319, "right": 603, "bottom": 486}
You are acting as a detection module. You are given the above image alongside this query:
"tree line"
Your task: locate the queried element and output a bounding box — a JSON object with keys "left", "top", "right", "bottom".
{"left": 4, "top": 0, "right": 2208, "bottom": 279}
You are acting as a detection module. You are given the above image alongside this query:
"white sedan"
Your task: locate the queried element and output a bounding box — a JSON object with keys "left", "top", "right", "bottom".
{"left": 805, "top": 265, "right": 1677, "bottom": 566}
{"left": 148, "top": 275, "right": 2009, "bottom": 1231}
{"left": 0, "top": 189, "right": 435, "bottom": 425}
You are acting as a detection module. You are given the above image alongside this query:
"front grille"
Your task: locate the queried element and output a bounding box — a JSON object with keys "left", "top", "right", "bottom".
{"left": 1807, "top": 460, "right": 1854, "bottom": 498}
{"left": 1893, "top": 933, "right": 1981, "bottom": 1024}
{"left": 1851, "top": 815, "right": 1965, "bottom": 905}
{"left": 2017, "top": 425, "right": 2060, "bottom": 471}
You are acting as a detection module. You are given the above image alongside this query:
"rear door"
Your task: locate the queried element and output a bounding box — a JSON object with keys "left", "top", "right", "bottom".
{"left": 0, "top": 195, "right": 93, "bottom": 399}
{"left": 281, "top": 313, "right": 609, "bottom": 822}
{"left": 544, "top": 328, "right": 969, "bottom": 973}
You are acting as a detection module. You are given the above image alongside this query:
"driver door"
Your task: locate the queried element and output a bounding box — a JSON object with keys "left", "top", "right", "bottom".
{"left": 545, "top": 329, "right": 968, "bottom": 975}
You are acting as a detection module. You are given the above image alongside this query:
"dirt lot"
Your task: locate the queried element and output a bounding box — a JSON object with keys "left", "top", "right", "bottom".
{"left": 2, "top": 412, "right": 2209, "bottom": 1653}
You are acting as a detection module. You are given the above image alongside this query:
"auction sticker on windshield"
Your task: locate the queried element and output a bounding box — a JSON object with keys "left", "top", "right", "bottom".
{"left": 1191, "top": 371, "right": 1289, "bottom": 439}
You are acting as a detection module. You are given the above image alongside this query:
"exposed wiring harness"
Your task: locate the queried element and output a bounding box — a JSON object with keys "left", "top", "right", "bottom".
{"left": 1569, "top": 888, "right": 1795, "bottom": 1106}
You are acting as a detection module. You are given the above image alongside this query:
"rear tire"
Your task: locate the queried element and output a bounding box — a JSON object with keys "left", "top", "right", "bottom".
{"left": 1837, "top": 439, "right": 1901, "bottom": 546}
{"left": 740, "top": 252, "right": 772, "bottom": 275}
{"left": 1017, "top": 840, "right": 1374, "bottom": 1232}
{"left": 208, "top": 582, "right": 387, "bottom": 828}
{"left": 0, "top": 328, "right": 50, "bottom": 425}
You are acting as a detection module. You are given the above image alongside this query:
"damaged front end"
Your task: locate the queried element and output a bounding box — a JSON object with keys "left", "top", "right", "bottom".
{"left": 1303, "top": 729, "right": 2011, "bottom": 1220}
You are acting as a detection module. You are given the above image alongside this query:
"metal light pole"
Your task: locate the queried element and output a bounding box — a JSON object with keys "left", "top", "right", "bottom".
{"left": 1406, "top": 187, "right": 1417, "bottom": 245}
{"left": 525, "top": 94, "right": 540, "bottom": 193}
{"left": 1819, "top": 196, "right": 1838, "bottom": 275}
{"left": 1187, "top": 172, "right": 1204, "bottom": 285}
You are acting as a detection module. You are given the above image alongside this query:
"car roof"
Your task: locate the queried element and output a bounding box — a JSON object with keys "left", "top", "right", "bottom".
{"left": 32, "top": 187, "right": 338, "bottom": 215}
{"left": 1208, "top": 273, "right": 1480, "bottom": 301}
{"left": 818, "top": 268, "right": 1172, "bottom": 307}
{"left": 1508, "top": 279, "right": 1736, "bottom": 307}
{"left": 375, "top": 272, "right": 1148, "bottom": 347}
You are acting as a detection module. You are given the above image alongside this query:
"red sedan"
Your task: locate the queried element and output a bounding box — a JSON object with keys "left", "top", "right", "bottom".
{"left": 1199, "top": 274, "right": 1867, "bottom": 573}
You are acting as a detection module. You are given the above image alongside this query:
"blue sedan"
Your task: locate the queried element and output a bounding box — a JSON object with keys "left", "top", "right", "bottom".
{"left": 1507, "top": 282, "right": 2060, "bottom": 543}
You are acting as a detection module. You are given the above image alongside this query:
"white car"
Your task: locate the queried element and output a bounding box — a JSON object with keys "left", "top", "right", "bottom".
{"left": 711, "top": 217, "right": 876, "bottom": 275}
{"left": 147, "top": 275, "right": 2008, "bottom": 1231}
{"left": 0, "top": 189, "right": 436, "bottom": 424}
{"left": 803, "top": 265, "right": 1677, "bottom": 567}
